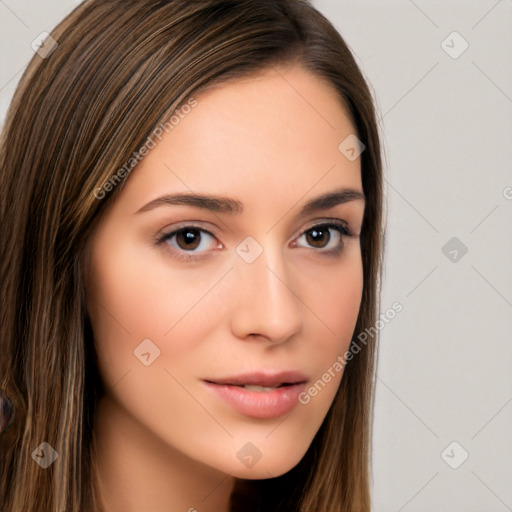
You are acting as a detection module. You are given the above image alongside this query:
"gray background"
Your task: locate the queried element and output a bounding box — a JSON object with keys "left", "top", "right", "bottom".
{"left": 1, "top": 1, "right": 511, "bottom": 510}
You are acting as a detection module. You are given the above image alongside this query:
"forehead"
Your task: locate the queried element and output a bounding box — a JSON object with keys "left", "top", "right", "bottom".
{"left": 117, "top": 64, "right": 362, "bottom": 213}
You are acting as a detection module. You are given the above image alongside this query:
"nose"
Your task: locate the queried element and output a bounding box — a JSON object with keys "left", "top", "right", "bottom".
{"left": 229, "top": 242, "right": 303, "bottom": 345}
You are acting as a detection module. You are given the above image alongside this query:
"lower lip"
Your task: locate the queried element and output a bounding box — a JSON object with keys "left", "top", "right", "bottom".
{"left": 203, "top": 382, "right": 306, "bottom": 419}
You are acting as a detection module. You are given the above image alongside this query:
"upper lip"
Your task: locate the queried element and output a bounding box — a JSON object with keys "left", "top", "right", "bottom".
{"left": 204, "top": 371, "right": 308, "bottom": 387}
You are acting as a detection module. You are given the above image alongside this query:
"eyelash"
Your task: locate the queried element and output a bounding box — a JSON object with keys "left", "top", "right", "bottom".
{"left": 154, "top": 219, "right": 354, "bottom": 262}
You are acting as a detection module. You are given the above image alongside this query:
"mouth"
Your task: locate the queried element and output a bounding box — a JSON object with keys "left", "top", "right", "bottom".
{"left": 204, "top": 382, "right": 299, "bottom": 392}
{"left": 202, "top": 371, "right": 308, "bottom": 419}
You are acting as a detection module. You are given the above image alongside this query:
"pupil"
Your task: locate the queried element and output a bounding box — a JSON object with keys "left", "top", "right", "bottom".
{"left": 177, "top": 228, "right": 200, "bottom": 250}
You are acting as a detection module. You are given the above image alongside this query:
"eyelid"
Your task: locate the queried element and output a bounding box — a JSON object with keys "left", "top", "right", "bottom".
{"left": 298, "top": 217, "right": 351, "bottom": 236}
{"left": 153, "top": 221, "right": 220, "bottom": 244}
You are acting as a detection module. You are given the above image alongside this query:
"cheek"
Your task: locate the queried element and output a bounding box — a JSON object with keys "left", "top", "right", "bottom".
{"left": 295, "top": 249, "right": 363, "bottom": 408}
{"left": 85, "top": 234, "right": 228, "bottom": 385}
{"left": 303, "top": 249, "right": 363, "bottom": 351}
{"left": 323, "top": 264, "right": 362, "bottom": 332}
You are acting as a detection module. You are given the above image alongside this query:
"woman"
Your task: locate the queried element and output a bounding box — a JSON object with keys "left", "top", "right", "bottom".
{"left": 0, "top": 1, "right": 383, "bottom": 510}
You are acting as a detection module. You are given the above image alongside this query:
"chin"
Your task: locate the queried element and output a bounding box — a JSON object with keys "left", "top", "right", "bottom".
{"left": 232, "top": 461, "right": 299, "bottom": 480}
{"left": 216, "top": 443, "right": 309, "bottom": 480}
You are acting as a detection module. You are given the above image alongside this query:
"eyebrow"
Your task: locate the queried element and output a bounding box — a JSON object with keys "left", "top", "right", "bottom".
{"left": 135, "top": 187, "right": 365, "bottom": 216}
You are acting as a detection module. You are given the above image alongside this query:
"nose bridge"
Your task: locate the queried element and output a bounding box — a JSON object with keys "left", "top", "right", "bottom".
{"left": 230, "top": 235, "right": 303, "bottom": 343}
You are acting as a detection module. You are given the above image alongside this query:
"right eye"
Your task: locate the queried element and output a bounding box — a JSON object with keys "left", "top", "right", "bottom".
{"left": 156, "top": 226, "right": 222, "bottom": 261}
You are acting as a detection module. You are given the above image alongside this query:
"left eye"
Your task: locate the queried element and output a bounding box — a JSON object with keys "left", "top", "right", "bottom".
{"left": 295, "top": 223, "right": 348, "bottom": 251}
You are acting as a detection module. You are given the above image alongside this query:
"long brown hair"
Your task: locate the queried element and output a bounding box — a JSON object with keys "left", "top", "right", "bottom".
{"left": 0, "top": 1, "right": 383, "bottom": 510}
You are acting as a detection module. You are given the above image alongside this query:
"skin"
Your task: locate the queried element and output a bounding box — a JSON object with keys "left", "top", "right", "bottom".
{"left": 84, "top": 64, "right": 365, "bottom": 512}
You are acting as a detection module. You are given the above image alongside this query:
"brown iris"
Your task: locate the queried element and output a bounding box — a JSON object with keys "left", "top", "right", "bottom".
{"left": 305, "top": 226, "right": 331, "bottom": 248}
{"left": 175, "top": 228, "right": 202, "bottom": 250}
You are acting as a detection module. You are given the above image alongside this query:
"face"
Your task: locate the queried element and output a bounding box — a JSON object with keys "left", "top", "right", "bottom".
{"left": 85, "top": 64, "right": 365, "bottom": 479}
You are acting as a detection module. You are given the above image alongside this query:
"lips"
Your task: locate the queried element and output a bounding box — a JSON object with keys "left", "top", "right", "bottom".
{"left": 202, "top": 371, "right": 308, "bottom": 419}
